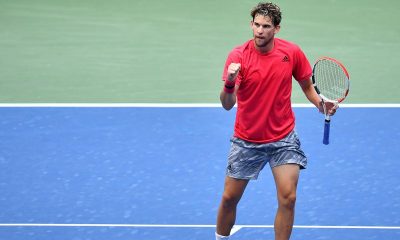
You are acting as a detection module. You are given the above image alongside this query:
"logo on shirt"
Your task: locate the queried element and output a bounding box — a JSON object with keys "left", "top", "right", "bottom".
{"left": 282, "top": 55, "right": 290, "bottom": 62}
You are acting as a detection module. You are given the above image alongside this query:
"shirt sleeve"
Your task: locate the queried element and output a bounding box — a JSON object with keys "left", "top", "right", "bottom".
{"left": 292, "top": 46, "right": 312, "bottom": 81}
{"left": 221, "top": 48, "right": 243, "bottom": 84}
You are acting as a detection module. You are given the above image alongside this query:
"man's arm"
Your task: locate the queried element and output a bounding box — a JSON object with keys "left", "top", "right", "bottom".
{"left": 298, "top": 79, "right": 337, "bottom": 115}
{"left": 220, "top": 85, "right": 238, "bottom": 110}
{"left": 220, "top": 63, "right": 241, "bottom": 111}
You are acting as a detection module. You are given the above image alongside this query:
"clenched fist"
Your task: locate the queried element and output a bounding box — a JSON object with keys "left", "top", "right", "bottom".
{"left": 227, "top": 63, "right": 241, "bottom": 82}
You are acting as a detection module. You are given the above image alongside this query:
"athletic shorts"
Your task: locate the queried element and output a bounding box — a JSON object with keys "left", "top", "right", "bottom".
{"left": 226, "top": 130, "right": 307, "bottom": 180}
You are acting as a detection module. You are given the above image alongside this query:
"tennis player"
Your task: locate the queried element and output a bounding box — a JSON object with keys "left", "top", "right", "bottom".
{"left": 216, "top": 2, "right": 337, "bottom": 240}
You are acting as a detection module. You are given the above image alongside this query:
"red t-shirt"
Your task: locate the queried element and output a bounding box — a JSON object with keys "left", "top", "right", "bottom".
{"left": 222, "top": 38, "right": 312, "bottom": 143}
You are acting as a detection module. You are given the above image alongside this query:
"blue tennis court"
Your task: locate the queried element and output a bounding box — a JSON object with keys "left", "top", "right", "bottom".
{"left": 0, "top": 105, "right": 399, "bottom": 240}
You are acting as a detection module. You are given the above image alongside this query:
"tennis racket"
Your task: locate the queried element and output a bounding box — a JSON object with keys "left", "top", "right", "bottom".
{"left": 312, "top": 57, "right": 350, "bottom": 145}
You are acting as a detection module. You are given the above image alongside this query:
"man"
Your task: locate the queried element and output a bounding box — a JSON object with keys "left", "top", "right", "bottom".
{"left": 216, "top": 2, "right": 337, "bottom": 240}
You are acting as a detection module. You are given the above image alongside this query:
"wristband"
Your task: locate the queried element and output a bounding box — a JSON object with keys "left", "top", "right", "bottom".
{"left": 223, "top": 85, "right": 235, "bottom": 94}
{"left": 223, "top": 79, "right": 235, "bottom": 94}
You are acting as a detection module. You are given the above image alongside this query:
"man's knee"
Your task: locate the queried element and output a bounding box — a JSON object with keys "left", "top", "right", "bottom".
{"left": 278, "top": 191, "right": 296, "bottom": 209}
{"left": 221, "top": 192, "right": 241, "bottom": 209}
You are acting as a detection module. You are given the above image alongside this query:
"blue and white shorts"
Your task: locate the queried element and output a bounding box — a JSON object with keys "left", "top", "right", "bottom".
{"left": 226, "top": 130, "right": 307, "bottom": 180}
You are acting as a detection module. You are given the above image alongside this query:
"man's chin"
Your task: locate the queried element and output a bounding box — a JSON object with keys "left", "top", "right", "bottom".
{"left": 255, "top": 36, "right": 273, "bottom": 47}
{"left": 255, "top": 40, "right": 267, "bottom": 48}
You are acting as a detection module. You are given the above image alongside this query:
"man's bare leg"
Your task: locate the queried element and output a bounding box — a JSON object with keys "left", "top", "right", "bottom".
{"left": 272, "top": 164, "right": 300, "bottom": 240}
{"left": 216, "top": 176, "right": 249, "bottom": 237}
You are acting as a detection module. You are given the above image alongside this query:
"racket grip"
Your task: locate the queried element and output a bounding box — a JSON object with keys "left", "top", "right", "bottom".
{"left": 323, "top": 119, "right": 330, "bottom": 145}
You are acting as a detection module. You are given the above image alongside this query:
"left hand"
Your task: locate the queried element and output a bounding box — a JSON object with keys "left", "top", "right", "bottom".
{"left": 318, "top": 101, "right": 339, "bottom": 116}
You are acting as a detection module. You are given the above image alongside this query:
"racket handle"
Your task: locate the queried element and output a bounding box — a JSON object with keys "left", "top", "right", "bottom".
{"left": 323, "top": 119, "right": 330, "bottom": 145}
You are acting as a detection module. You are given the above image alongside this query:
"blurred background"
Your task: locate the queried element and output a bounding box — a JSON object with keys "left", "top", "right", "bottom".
{"left": 1, "top": 0, "right": 399, "bottom": 103}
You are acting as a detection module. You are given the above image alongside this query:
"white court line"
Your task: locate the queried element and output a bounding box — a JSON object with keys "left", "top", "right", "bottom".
{"left": 0, "top": 224, "right": 399, "bottom": 230}
{"left": 0, "top": 103, "right": 221, "bottom": 108}
{"left": 0, "top": 103, "right": 399, "bottom": 108}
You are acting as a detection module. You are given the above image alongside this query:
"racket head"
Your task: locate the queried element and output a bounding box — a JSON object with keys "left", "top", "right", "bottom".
{"left": 312, "top": 57, "right": 350, "bottom": 103}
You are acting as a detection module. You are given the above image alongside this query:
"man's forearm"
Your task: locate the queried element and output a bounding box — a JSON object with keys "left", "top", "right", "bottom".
{"left": 299, "top": 79, "right": 322, "bottom": 109}
{"left": 220, "top": 90, "right": 236, "bottom": 110}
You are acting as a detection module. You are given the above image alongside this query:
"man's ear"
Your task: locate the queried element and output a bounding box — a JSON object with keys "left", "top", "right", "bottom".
{"left": 274, "top": 25, "right": 281, "bottom": 34}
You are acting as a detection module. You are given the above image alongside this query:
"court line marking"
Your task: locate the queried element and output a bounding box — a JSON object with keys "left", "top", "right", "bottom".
{"left": 0, "top": 224, "right": 399, "bottom": 230}
{"left": 0, "top": 103, "right": 399, "bottom": 108}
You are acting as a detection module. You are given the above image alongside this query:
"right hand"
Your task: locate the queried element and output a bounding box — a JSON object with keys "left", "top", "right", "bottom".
{"left": 227, "top": 63, "right": 241, "bottom": 82}
{"left": 318, "top": 100, "right": 339, "bottom": 116}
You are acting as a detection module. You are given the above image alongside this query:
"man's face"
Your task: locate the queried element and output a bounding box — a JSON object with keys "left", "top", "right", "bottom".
{"left": 251, "top": 14, "right": 280, "bottom": 49}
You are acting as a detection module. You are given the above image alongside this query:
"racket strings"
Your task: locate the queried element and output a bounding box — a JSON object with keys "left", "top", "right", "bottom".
{"left": 314, "top": 60, "right": 349, "bottom": 101}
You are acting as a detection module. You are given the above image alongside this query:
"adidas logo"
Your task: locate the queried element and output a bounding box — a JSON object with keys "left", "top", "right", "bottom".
{"left": 282, "top": 55, "right": 289, "bottom": 62}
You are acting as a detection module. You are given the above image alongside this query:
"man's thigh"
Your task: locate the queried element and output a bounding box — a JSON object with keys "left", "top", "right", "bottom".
{"left": 272, "top": 164, "right": 300, "bottom": 197}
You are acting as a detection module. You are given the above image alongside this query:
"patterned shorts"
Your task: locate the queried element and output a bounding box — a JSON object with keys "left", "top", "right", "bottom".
{"left": 226, "top": 130, "right": 307, "bottom": 180}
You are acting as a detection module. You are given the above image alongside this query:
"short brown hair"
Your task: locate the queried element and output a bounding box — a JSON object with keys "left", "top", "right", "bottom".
{"left": 251, "top": 2, "right": 282, "bottom": 26}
